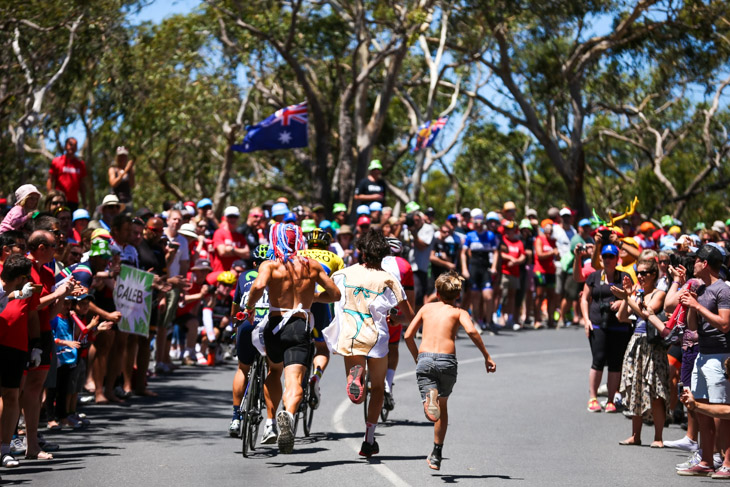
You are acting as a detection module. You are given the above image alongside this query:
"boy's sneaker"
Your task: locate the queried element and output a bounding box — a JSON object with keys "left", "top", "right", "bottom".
{"left": 712, "top": 466, "right": 730, "bottom": 479}
{"left": 261, "top": 424, "right": 278, "bottom": 444}
{"left": 228, "top": 418, "right": 241, "bottom": 438}
{"left": 676, "top": 450, "right": 702, "bottom": 470}
{"left": 587, "top": 398, "right": 601, "bottom": 412}
{"left": 359, "top": 440, "right": 379, "bottom": 458}
{"left": 424, "top": 388, "right": 440, "bottom": 421}
{"left": 276, "top": 410, "right": 295, "bottom": 454}
{"left": 677, "top": 464, "right": 714, "bottom": 476}
{"left": 347, "top": 365, "right": 365, "bottom": 404}
{"left": 308, "top": 376, "right": 321, "bottom": 410}
{"left": 9, "top": 437, "right": 26, "bottom": 455}
{"left": 604, "top": 402, "right": 617, "bottom": 413}
{"left": 427, "top": 451, "right": 442, "bottom": 470}
{"left": 664, "top": 436, "right": 699, "bottom": 451}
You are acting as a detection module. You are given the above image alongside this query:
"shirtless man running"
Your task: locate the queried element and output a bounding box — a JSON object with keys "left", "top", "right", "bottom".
{"left": 244, "top": 223, "right": 340, "bottom": 454}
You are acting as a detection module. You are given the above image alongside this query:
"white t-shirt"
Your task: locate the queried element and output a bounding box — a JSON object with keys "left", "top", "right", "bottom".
{"left": 165, "top": 231, "right": 189, "bottom": 277}
{"left": 0, "top": 281, "right": 8, "bottom": 314}
{"left": 407, "top": 224, "right": 435, "bottom": 272}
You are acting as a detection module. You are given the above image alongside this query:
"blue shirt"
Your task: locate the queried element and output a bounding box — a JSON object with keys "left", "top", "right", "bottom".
{"left": 233, "top": 269, "right": 269, "bottom": 326}
{"left": 50, "top": 315, "right": 78, "bottom": 366}
{"left": 464, "top": 230, "right": 500, "bottom": 263}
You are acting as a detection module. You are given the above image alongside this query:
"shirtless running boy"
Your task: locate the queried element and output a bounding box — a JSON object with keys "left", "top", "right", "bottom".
{"left": 404, "top": 270, "right": 497, "bottom": 470}
{"left": 245, "top": 223, "right": 340, "bottom": 454}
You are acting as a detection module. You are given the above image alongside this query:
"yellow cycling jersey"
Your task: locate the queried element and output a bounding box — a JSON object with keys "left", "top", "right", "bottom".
{"left": 299, "top": 248, "right": 345, "bottom": 276}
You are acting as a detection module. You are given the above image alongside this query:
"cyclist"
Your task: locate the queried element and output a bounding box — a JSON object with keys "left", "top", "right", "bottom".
{"left": 298, "top": 227, "right": 345, "bottom": 411}
{"left": 380, "top": 237, "right": 416, "bottom": 410}
{"left": 244, "top": 223, "right": 340, "bottom": 454}
{"left": 460, "top": 210, "right": 500, "bottom": 333}
{"left": 228, "top": 245, "right": 274, "bottom": 439}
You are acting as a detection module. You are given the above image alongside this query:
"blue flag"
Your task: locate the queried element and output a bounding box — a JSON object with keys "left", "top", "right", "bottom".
{"left": 413, "top": 116, "right": 448, "bottom": 152}
{"left": 233, "top": 102, "right": 308, "bottom": 153}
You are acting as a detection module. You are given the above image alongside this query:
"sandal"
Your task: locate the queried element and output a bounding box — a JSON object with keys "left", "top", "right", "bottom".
{"left": 618, "top": 438, "right": 642, "bottom": 446}
{"left": 650, "top": 441, "right": 664, "bottom": 448}
{"left": 25, "top": 451, "right": 53, "bottom": 460}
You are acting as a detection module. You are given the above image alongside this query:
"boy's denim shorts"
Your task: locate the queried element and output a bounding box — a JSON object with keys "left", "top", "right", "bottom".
{"left": 416, "top": 352, "right": 458, "bottom": 401}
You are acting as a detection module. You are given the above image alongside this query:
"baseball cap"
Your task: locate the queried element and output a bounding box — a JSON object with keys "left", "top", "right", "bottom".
{"left": 357, "top": 216, "right": 371, "bottom": 226}
{"left": 660, "top": 215, "right": 673, "bottom": 227}
{"left": 224, "top": 206, "right": 240, "bottom": 217}
{"left": 319, "top": 220, "right": 332, "bottom": 230}
{"left": 559, "top": 207, "right": 572, "bottom": 217}
{"left": 425, "top": 207, "right": 435, "bottom": 216}
{"left": 312, "top": 203, "right": 325, "bottom": 213}
{"left": 91, "top": 228, "right": 112, "bottom": 240}
{"left": 578, "top": 218, "right": 592, "bottom": 228}
{"left": 502, "top": 201, "right": 517, "bottom": 212}
{"left": 461, "top": 207, "right": 471, "bottom": 215}
{"left": 601, "top": 244, "right": 619, "bottom": 256}
{"left": 447, "top": 214, "right": 459, "bottom": 222}
{"left": 271, "top": 202, "right": 289, "bottom": 217}
{"left": 369, "top": 201, "right": 383, "bottom": 212}
{"left": 301, "top": 219, "right": 317, "bottom": 233}
{"left": 639, "top": 221, "right": 656, "bottom": 233}
{"left": 368, "top": 159, "right": 383, "bottom": 171}
{"left": 541, "top": 219, "right": 554, "bottom": 229}
{"left": 356, "top": 204, "right": 371, "bottom": 215}
{"left": 337, "top": 225, "right": 353, "bottom": 236}
{"left": 231, "top": 259, "right": 246, "bottom": 270}
{"left": 486, "top": 211, "right": 500, "bottom": 222}
{"left": 116, "top": 146, "right": 129, "bottom": 155}
{"left": 136, "top": 207, "right": 154, "bottom": 219}
{"left": 691, "top": 244, "right": 725, "bottom": 269}
{"left": 332, "top": 203, "right": 347, "bottom": 214}
{"left": 471, "top": 208, "right": 484, "bottom": 220}
{"left": 191, "top": 259, "right": 212, "bottom": 271}
{"left": 503, "top": 220, "right": 517, "bottom": 230}
{"left": 526, "top": 208, "right": 538, "bottom": 218}
{"left": 712, "top": 220, "right": 725, "bottom": 233}
{"left": 72, "top": 209, "right": 90, "bottom": 222}
{"left": 547, "top": 207, "right": 560, "bottom": 219}
{"left": 283, "top": 211, "right": 297, "bottom": 223}
{"left": 197, "top": 198, "right": 213, "bottom": 209}
{"left": 405, "top": 201, "right": 420, "bottom": 214}
{"left": 725, "top": 218, "right": 730, "bottom": 227}
{"left": 178, "top": 223, "right": 198, "bottom": 238}
{"left": 668, "top": 225, "right": 681, "bottom": 235}
{"left": 519, "top": 218, "right": 532, "bottom": 230}
{"left": 89, "top": 238, "right": 112, "bottom": 258}
{"left": 694, "top": 222, "right": 706, "bottom": 232}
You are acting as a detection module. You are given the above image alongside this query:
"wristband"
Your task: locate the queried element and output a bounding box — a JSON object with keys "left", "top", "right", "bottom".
{"left": 54, "top": 338, "right": 62, "bottom": 344}
{"left": 13, "top": 290, "right": 20, "bottom": 299}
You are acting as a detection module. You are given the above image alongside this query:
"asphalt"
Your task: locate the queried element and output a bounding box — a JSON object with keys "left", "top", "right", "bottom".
{"left": 2, "top": 325, "right": 711, "bottom": 486}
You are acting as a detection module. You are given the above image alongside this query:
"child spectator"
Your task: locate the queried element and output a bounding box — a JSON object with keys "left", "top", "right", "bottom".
{"left": 0, "top": 184, "right": 41, "bottom": 234}
{"left": 404, "top": 271, "right": 496, "bottom": 471}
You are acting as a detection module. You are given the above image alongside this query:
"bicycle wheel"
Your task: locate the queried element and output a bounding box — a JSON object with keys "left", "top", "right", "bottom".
{"left": 362, "top": 372, "right": 370, "bottom": 423}
{"left": 247, "top": 358, "right": 265, "bottom": 452}
{"left": 241, "top": 374, "right": 254, "bottom": 457}
{"left": 380, "top": 398, "right": 390, "bottom": 422}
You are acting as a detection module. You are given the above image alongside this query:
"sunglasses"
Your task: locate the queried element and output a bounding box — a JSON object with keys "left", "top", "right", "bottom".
{"left": 636, "top": 270, "right": 656, "bottom": 277}
{"left": 658, "top": 260, "right": 670, "bottom": 265}
{"left": 50, "top": 200, "right": 65, "bottom": 206}
{"left": 132, "top": 218, "right": 145, "bottom": 226}
{"left": 147, "top": 227, "right": 164, "bottom": 233}
{"left": 69, "top": 251, "right": 83, "bottom": 258}
{"left": 250, "top": 213, "right": 263, "bottom": 218}
{"left": 601, "top": 254, "right": 617, "bottom": 259}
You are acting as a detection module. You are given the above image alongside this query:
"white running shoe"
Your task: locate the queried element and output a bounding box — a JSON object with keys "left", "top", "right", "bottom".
{"left": 261, "top": 423, "right": 278, "bottom": 444}
{"left": 664, "top": 436, "right": 699, "bottom": 452}
{"left": 228, "top": 418, "right": 241, "bottom": 438}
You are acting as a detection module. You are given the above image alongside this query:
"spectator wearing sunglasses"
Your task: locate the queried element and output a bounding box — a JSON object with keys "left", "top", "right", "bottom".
{"left": 236, "top": 207, "right": 265, "bottom": 268}
{"left": 89, "top": 194, "right": 125, "bottom": 232}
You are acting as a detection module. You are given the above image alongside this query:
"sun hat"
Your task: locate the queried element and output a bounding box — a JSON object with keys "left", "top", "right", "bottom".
{"left": 332, "top": 203, "right": 347, "bottom": 214}
{"left": 519, "top": 218, "right": 532, "bottom": 230}
{"left": 405, "top": 201, "right": 420, "bottom": 214}
{"left": 178, "top": 223, "right": 198, "bottom": 238}
{"left": 369, "top": 201, "right": 383, "bottom": 212}
{"left": 15, "top": 184, "right": 41, "bottom": 204}
{"left": 471, "top": 208, "right": 484, "bottom": 220}
{"left": 89, "top": 238, "right": 112, "bottom": 258}
{"left": 101, "top": 194, "right": 124, "bottom": 210}
{"left": 368, "top": 159, "right": 383, "bottom": 171}
{"left": 301, "top": 219, "right": 317, "bottom": 233}
{"left": 271, "top": 203, "right": 289, "bottom": 217}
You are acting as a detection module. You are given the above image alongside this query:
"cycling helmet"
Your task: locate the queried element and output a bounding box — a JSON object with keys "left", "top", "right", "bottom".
{"left": 306, "top": 228, "right": 332, "bottom": 249}
{"left": 216, "top": 271, "right": 236, "bottom": 285}
{"left": 253, "top": 244, "right": 269, "bottom": 263}
{"left": 386, "top": 237, "right": 403, "bottom": 255}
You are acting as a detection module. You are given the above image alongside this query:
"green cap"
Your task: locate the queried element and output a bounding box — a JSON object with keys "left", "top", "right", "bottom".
{"left": 519, "top": 218, "right": 532, "bottom": 230}
{"left": 694, "top": 222, "right": 706, "bottom": 231}
{"left": 405, "top": 201, "right": 420, "bottom": 214}
{"left": 300, "top": 219, "right": 317, "bottom": 233}
{"left": 332, "top": 203, "right": 347, "bottom": 214}
{"left": 660, "top": 215, "right": 673, "bottom": 228}
{"left": 89, "top": 238, "right": 112, "bottom": 258}
{"left": 368, "top": 159, "right": 383, "bottom": 171}
{"left": 725, "top": 218, "right": 730, "bottom": 226}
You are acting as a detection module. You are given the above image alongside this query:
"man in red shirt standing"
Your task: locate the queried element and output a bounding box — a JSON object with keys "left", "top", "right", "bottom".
{"left": 499, "top": 221, "right": 526, "bottom": 330}
{"left": 47, "top": 138, "right": 87, "bottom": 212}
{"left": 210, "top": 206, "right": 249, "bottom": 279}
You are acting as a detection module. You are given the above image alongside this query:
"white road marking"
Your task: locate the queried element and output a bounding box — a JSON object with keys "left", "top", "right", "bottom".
{"left": 331, "top": 346, "right": 585, "bottom": 486}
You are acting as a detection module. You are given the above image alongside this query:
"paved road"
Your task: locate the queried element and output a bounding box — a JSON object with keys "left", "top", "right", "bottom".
{"left": 5, "top": 326, "right": 703, "bottom": 486}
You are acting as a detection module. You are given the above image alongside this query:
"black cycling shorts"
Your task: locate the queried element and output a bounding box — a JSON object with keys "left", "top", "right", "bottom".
{"left": 236, "top": 321, "right": 257, "bottom": 366}
{"left": 264, "top": 316, "right": 312, "bottom": 367}
{"left": 311, "top": 302, "right": 331, "bottom": 343}
{"left": 469, "top": 263, "right": 493, "bottom": 291}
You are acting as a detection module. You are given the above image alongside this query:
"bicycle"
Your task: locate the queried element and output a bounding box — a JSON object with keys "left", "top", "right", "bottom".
{"left": 362, "top": 372, "right": 392, "bottom": 423}
{"left": 240, "top": 352, "right": 268, "bottom": 458}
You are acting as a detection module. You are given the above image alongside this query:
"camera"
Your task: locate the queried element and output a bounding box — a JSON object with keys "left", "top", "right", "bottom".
{"left": 575, "top": 244, "right": 585, "bottom": 254}
{"left": 405, "top": 213, "right": 416, "bottom": 228}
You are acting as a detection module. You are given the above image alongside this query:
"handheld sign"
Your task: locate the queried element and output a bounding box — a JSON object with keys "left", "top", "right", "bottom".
{"left": 113, "top": 264, "right": 154, "bottom": 336}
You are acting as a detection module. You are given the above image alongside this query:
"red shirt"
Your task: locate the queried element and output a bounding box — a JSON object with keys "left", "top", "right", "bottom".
{"left": 31, "top": 261, "right": 56, "bottom": 333}
{"left": 211, "top": 226, "right": 247, "bottom": 273}
{"left": 0, "top": 262, "right": 40, "bottom": 351}
{"left": 500, "top": 236, "right": 524, "bottom": 277}
{"left": 50, "top": 154, "right": 86, "bottom": 203}
{"left": 177, "top": 272, "right": 203, "bottom": 317}
{"left": 533, "top": 234, "right": 557, "bottom": 274}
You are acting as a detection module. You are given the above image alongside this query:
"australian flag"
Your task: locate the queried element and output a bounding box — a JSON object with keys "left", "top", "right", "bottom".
{"left": 232, "top": 102, "right": 308, "bottom": 153}
{"left": 413, "top": 116, "right": 448, "bottom": 152}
